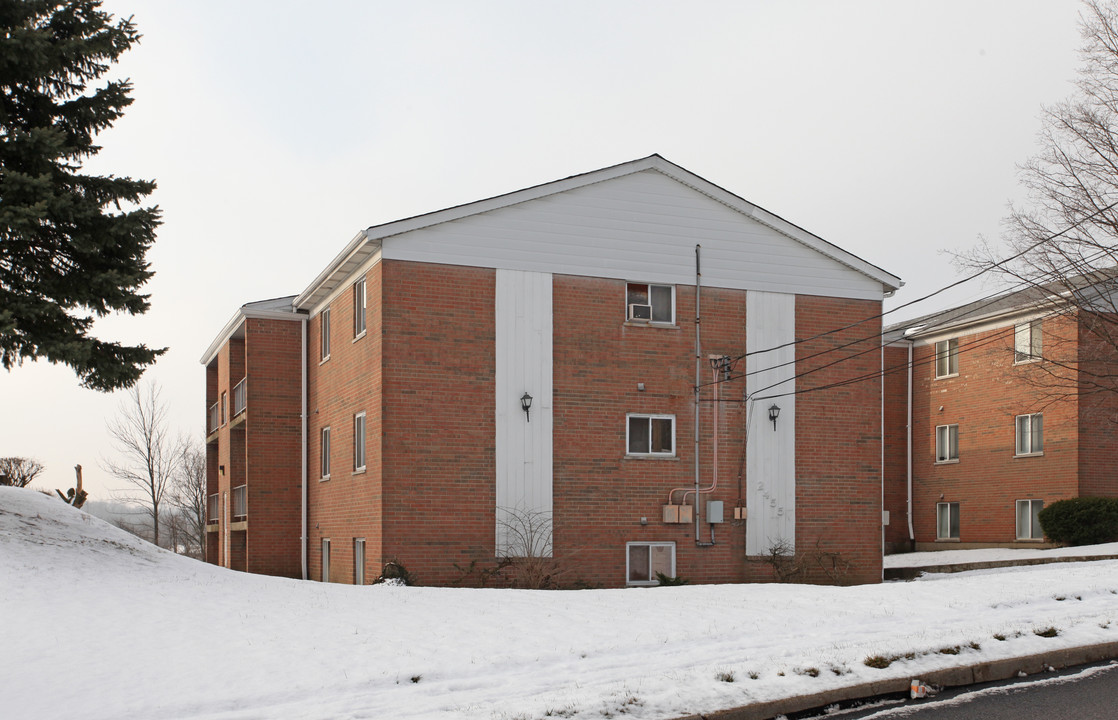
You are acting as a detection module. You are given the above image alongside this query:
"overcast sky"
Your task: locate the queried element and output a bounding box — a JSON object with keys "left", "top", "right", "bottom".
{"left": 1, "top": 0, "right": 1087, "bottom": 498}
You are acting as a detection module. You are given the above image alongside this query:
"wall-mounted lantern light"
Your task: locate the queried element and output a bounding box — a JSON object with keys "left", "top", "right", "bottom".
{"left": 219, "top": 464, "right": 226, "bottom": 474}
{"left": 767, "top": 404, "right": 780, "bottom": 431}
{"left": 521, "top": 392, "right": 533, "bottom": 422}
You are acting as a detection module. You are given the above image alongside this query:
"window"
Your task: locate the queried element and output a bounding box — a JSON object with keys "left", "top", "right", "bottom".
{"left": 627, "top": 414, "right": 674, "bottom": 456}
{"left": 321, "top": 538, "right": 331, "bottom": 582}
{"left": 320, "top": 307, "right": 331, "bottom": 361}
{"left": 1014, "top": 320, "right": 1042, "bottom": 363}
{"left": 626, "top": 542, "right": 675, "bottom": 585}
{"left": 354, "top": 411, "right": 366, "bottom": 471}
{"left": 936, "top": 502, "right": 960, "bottom": 540}
{"left": 320, "top": 427, "right": 331, "bottom": 479}
{"left": 1015, "top": 413, "right": 1043, "bottom": 455}
{"left": 220, "top": 391, "right": 228, "bottom": 425}
{"left": 626, "top": 282, "right": 673, "bottom": 323}
{"left": 1016, "top": 499, "right": 1044, "bottom": 540}
{"left": 935, "top": 338, "right": 958, "bottom": 378}
{"left": 935, "top": 424, "right": 958, "bottom": 463}
{"left": 353, "top": 276, "right": 367, "bottom": 337}
{"left": 354, "top": 538, "right": 366, "bottom": 585}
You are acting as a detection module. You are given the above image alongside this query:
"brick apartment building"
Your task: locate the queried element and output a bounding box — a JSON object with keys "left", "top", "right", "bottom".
{"left": 883, "top": 284, "right": 1118, "bottom": 553}
{"left": 201, "top": 155, "right": 902, "bottom": 587}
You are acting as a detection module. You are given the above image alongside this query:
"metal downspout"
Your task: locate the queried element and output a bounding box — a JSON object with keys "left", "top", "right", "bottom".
{"left": 301, "top": 316, "right": 308, "bottom": 580}
{"left": 694, "top": 245, "right": 702, "bottom": 545}
{"left": 906, "top": 339, "right": 915, "bottom": 549}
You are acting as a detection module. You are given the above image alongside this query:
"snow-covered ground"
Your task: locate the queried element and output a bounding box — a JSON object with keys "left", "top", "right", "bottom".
{"left": 884, "top": 542, "right": 1118, "bottom": 568}
{"left": 4, "top": 486, "right": 1118, "bottom": 720}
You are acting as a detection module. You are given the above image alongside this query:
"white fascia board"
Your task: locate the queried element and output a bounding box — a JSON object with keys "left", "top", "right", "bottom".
{"left": 199, "top": 305, "right": 302, "bottom": 366}
{"left": 905, "top": 298, "right": 1070, "bottom": 346}
{"left": 293, "top": 230, "right": 378, "bottom": 310}
{"left": 308, "top": 248, "right": 383, "bottom": 317}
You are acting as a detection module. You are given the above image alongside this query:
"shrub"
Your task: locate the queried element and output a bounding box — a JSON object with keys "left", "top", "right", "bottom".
{"left": 373, "top": 560, "right": 414, "bottom": 585}
{"left": 1037, "top": 497, "right": 1118, "bottom": 546}
{"left": 655, "top": 571, "right": 689, "bottom": 586}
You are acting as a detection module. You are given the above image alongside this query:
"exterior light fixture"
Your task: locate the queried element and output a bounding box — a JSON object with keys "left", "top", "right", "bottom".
{"left": 219, "top": 464, "right": 225, "bottom": 474}
{"left": 767, "top": 404, "right": 780, "bottom": 431}
{"left": 521, "top": 392, "right": 533, "bottom": 422}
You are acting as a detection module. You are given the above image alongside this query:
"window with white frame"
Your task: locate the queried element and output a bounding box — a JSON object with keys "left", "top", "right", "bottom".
{"left": 626, "top": 283, "right": 673, "bottom": 323}
{"left": 354, "top": 538, "right": 366, "bottom": 585}
{"left": 935, "top": 338, "right": 958, "bottom": 378}
{"left": 354, "top": 411, "right": 366, "bottom": 471}
{"left": 1014, "top": 320, "right": 1042, "bottom": 363}
{"left": 320, "top": 307, "right": 331, "bottom": 361}
{"left": 353, "top": 276, "right": 367, "bottom": 337}
{"left": 936, "top": 502, "right": 960, "bottom": 540}
{"left": 320, "top": 427, "right": 331, "bottom": 479}
{"left": 321, "top": 538, "right": 331, "bottom": 582}
{"left": 220, "top": 391, "right": 228, "bottom": 425}
{"left": 627, "top": 414, "right": 674, "bottom": 456}
{"left": 935, "top": 424, "right": 958, "bottom": 463}
{"left": 1015, "top": 413, "right": 1043, "bottom": 455}
{"left": 1016, "top": 499, "right": 1044, "bottom": 540}
{"left": 626, "top": 541, "right": 675, "bottom": 585}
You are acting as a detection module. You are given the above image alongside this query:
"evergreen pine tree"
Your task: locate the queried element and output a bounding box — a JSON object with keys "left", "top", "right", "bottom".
{"left": 0, "top": 0, "right": 163, "bottom": 391}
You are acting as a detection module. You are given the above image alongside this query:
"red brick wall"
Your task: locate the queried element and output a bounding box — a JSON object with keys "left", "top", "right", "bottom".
{"left": 307, "top": 263, "right": 384, "bottom": 584}
{"left": 378, "top": 260, "right": 497, "bottom": 586}
{"left": 244, "top": 317, "right": 303, "bottom": 578}
{"left": 551, "top": 278, "right": 748, "bottom": 588}
{"left": 794, "top": 296, "right": 884, "bottom": 584}
{"left": 882, "top": 344, "right": 911, "bottom": 551}
{"left": 1078, "top": 312, "right": 1118, "bottom": 496}
{"left": 910, "top": 316, "right": 1080, "bottom": 548}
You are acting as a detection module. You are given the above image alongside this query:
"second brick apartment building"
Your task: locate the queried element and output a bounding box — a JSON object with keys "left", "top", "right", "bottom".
{"left": 201, "top": 155, "right": 902, "bottom": 587}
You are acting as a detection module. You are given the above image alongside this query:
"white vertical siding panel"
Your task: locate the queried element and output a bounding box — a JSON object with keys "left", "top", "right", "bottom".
{"left": 495, "top": 270, "right": 553, "bottom": 556}
{"left": 745, "top": 291, "right": 796, "bottom": 555}
{"left": 382, "top": 170, "right": 882, "bottom": 300}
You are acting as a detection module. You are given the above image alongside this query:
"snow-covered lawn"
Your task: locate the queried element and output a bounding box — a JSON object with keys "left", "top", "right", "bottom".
{"left": 4, "top": 486, "right": 1118, "bottom": 720}
{"left": 884, "top": 542, "right": 1118, "bottom": 568}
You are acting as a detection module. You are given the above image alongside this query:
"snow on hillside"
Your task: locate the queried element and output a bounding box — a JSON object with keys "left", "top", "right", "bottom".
{"left": 4, "top": 485, "right": 1118, "bottom": 720}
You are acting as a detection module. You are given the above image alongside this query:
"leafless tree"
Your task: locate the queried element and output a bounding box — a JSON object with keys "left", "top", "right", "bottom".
{"left": 103, "top": 381, "right": 179, "bottom": 548}
{"left": 963, "top": 1, "right": 1118, "bottom": 405}
{"left": 0, "top": 457, "right": 44, "bottom": 487}
{"left": 168, "top": 441, "right": 207, "bottom": 560}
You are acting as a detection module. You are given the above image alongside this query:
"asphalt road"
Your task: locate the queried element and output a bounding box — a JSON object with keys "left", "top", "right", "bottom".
{"left": 809, "top": 661, "right": 1118, "bottom": 719}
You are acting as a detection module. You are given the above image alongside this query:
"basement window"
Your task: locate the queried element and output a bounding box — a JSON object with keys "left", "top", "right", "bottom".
{"left": 626, "top": 542, "right": 675, "bottom": 586}
{"left": 1016, "top": 499, "right": 1044, "bottom": 540}
{"left": 321, "top": 538, "right": 331, "bottom": 582}
{"left": 626, "top": 414, "right": 675, "bottom": 457}
{"left": 936, "top": 502, "right": 960, "bottom": 540}
{"left": 354, "top": 538, "right": 366, "bottom": 585}
{"left": 626, "top": 283, "right": 674, "bottom": 324}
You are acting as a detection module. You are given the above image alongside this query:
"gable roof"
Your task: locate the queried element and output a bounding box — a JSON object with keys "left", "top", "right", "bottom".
{"left": 200, "top": 295, "right": 300, "bottom": 366}
{"left": 293, "top": 155, "right": 902, "bottom": 311}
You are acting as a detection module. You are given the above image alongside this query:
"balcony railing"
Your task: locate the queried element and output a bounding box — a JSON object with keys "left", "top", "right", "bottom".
{"left": 207, "top": 493, "right": 219, "bottom": 525}
{"left": 208, "top": 403, "right": 220, "bottom": 434}
{"left": 232, "top": 377, "right": 247, "bottom": 417}
{"left": 232, "top": 484, "right": 247, "bottom": 521}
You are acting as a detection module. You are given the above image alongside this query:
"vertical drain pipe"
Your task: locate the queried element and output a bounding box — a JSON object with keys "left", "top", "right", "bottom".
{"left": 906, "top": 339, "right": 915, "bottom": 550}
{"left": 300, "top": 315, "right": 308, "bottom": 580}
{"left": 694, "top": 244, "right": 702, "bottom": 545}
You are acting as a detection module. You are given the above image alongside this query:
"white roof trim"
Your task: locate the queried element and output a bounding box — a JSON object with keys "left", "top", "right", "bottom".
{"left": 199, "top": 301, "right": 302, "bottom": 366}
{"left": 293, "top": 155, "right": 901, "bottom": 307}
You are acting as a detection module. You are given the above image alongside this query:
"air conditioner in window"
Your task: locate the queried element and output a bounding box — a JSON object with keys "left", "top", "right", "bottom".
{"left": 628, "top": 303, "right": 652, "bottom": 321}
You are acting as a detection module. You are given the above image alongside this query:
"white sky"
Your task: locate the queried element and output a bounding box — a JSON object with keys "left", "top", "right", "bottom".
{"left": 0, "top": 0, "right": 1086, "bottom": 498}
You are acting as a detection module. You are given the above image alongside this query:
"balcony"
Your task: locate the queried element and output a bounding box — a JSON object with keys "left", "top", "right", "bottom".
{"left": 232, "top": 378, "right": 247, "bottom": 418}
{"left": 208, "top": 402, "right": 220, "bottom": 435}
{"left": 207, "top": 493, "right": 219, "bottom": 527}
{"left": 232, "top": 484, "right": 247, "bottom": 521}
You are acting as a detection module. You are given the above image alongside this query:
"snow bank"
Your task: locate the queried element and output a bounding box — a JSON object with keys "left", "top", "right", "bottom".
{"left": 4, "top": 486, "right": 1118, "bottom": 720}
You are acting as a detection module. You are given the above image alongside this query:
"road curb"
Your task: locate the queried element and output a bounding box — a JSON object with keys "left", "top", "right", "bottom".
{"left": 675, "top": 640, "right": 1118, "bottom": 720}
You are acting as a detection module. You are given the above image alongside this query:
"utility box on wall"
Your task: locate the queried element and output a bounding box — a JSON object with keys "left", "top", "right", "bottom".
{"left": 707, "top": 500, "right": 724, "bottom": 524}
{"left": 662, "top": 504, "right": 694, "bottom": 524}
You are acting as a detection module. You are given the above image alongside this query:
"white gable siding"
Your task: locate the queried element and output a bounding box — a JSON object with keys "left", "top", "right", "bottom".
{"left": 745, "top": 291, "right": 797, "bottom": 555}
{"left": 381, "top": 170, "right": 882, "bottom": 300}
{"left": 495, "top": 269, "right": 554, "bottom": 557}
